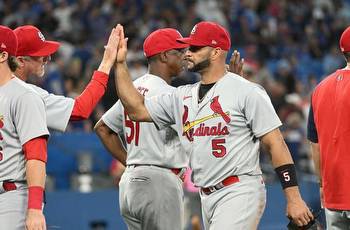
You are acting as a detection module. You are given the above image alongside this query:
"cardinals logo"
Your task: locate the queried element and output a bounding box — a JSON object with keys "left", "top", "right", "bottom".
{"left": 182, "top": 96, "right": 230, "bottom": 141}
{"left": 0, "top": 115, "right": 3, "bottom": 129}
{"left": 182, "top": 105, "right": 194, "bottom": 141}
{"left": 210, "top": 96, "right": 231, "bottom": 123}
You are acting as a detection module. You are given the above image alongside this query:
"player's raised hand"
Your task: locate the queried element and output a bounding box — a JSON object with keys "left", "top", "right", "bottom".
{"left": 116, "top": 24, "right": 129, "bottom": 64}
{"left": 228, "top": 50, "right": 244, "bottom": 76}
{"left": 286, "top": 196, "right": 314, "bottom": 227}
{"left": 26, "top": 209, "right": 46, "bottom": 230}
{"left": 98, "top": 26, "right": 121, "bottom": 74}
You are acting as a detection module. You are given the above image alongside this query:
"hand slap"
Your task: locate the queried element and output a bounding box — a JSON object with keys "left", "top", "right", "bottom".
{"left": 116, "top": 24, "right": 129, "bottom": 64}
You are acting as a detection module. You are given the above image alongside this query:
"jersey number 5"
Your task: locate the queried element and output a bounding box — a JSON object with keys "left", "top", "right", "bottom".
{"left": 212, "top": 139, "right": 226, "bottom": 158}
{"left": 124, "top": 111, "right": 140, "bottom": 146}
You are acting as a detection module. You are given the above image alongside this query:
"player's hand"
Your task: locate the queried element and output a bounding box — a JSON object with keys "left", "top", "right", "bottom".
{"left": 286, "top": 197, "right": 314, "bottom": 226}
{"left": 116, "top": 24, "right": 128, "bottom": 64}
{"left": 98, "top": 25, "right": 121, "bottom": 74}
{"left": 228, "top": 50, "right": 244, "bottom": 76}
{"left": 26, "top": 209, "right": 46, "bottom": 230}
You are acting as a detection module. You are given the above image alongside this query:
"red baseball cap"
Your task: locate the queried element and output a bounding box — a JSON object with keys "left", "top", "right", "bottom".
{"left": 177, "top": 21, "right": 231, "bottom": 51}
{"left": 0, "top": 25, "right": 17, "bottom": 56}
{"left": 14, "top": 25, "right": 60, "bottom": 57}
{"left": 143, "top": 28, "right": 189, "bottom": 57}
{"left": 340, "top": 26, "right": 350, "bottom": 52}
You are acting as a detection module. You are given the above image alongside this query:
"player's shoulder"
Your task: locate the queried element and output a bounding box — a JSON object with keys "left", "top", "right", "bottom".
{"left": 314, "top": 69, "right": 345, "bottom": 93}
{"left": 5, "top": 78, "right": 44, "bottom": 106}
{"left": 134, "top": 73, "right": 176, "bottom": 95}
{"left": 176, "top": 82, "right": 200, "bottom": 93}
{"left": 9, "top": 78, "right": 39, "bottom": 96}
{"left": 221, "top": 72, "right": 266, "bottom": 93}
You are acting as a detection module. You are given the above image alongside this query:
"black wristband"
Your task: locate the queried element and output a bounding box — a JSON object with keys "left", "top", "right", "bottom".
{"left": 275, "top": 164, "right": 298, "bottom": 189}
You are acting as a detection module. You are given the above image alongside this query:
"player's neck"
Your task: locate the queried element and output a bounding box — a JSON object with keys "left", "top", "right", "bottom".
{"left": 14, "top": 68, "right": 28, "bottom": 82}
{"left": 148, "top": 65, "right": 172, "bottom": 84}
{"left": 0, "top": 66, "right": 14, "bottom": 86}
{"left": 200, "top": 65, "right": 227, "bottom": 84}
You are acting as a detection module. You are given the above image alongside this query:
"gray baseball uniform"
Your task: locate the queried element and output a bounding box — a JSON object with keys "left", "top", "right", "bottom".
{"left": 102, "top": 74, "right": 188, "bottom": 230}
{"left": 28, "top": 84, "right": 74, "bottom": 132}
{"left": 0, "top": 77, "right": 49, "bottom": 229}
{"left": 145, "top": 72, "right": 282, "bottom": 229}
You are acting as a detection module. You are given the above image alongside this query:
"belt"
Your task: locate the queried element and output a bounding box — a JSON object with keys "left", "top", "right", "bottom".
{"left": 0, "top": 181, "right": 19, "bottom": 194}
{"left": 201, "top": 176, "right": 239, "bottom": 195}
{"left": 127, "top": 164, "right": 186, "bottom": 181}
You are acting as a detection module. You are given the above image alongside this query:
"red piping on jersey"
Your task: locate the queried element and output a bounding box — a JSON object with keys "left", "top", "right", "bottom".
{"left": 23, "top": 136, "right": 48, "bottom": 163}
{"left": 70, "top": 71, "right": 108, "bottom": 121}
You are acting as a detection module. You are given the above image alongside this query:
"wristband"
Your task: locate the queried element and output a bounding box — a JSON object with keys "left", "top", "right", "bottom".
{"left": 28, "top": 186, "right": 44, "bottom": 210}
{"left": 275, "top": 164, "right": 298, "bottom": 189}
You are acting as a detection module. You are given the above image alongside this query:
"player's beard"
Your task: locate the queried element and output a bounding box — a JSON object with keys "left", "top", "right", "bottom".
{"left": 188, "top": 58, "right": 210, "bottom": 73}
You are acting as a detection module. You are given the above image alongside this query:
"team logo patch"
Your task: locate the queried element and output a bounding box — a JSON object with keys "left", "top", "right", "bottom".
{"left": 0, "top": 115, "right": 3, "bottom": 129}
{"left": 182, "top": 96, "right": 230, "bottom": 141}
{"left": 38, "top": 31, "right": 45, "bottom": 41}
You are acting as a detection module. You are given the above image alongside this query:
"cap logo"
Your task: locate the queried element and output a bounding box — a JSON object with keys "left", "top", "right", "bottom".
{"left": 191, "top": 25, "right": 197, "bottom": 35}
{"left": 211, "top": 40, "right": 217, "bottom": 45}
{"left": 1, "top": 43, "right": 6, "bottom": 49}
{"left": 38, "top": 31, "right": 45, "bottom": 41}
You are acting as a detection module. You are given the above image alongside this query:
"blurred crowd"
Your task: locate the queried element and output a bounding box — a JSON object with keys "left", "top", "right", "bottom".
{"left": 2, "top": 0, "right": 350, "bottom": 174}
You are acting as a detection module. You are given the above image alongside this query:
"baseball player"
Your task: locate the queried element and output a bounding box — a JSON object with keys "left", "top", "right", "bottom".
{"left": 12, "top": 25, "right": 120, "bottom": 132}
{"left": 114, "top": 22, "right": 314, "bottom": 229}
{"left": 95, "top": 28, "right": 189, "bottom": 230}
{"left": 307, "top": 26, "right": 350, "bottom": 229}
{"left": 0, "top": 26, "right": 49, "bottom": 230}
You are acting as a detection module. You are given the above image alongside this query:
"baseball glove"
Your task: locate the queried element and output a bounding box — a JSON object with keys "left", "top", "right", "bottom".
{"left": 287, "top": 209, "right": 323, "bottom": 230}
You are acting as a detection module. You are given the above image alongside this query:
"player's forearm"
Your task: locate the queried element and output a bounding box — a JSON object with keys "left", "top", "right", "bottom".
{"left": 261, "top": 129, "right": 294, "bottom": 167}
{"left": 98, "top": 60, "right": 113, "bottom": 75}
{"left": 26, "top": 160, "right": 46, "bottom": 211}
{"left": 94, "top": 120, "right": 127, "bottom": 166}
{"left": 115, "top": 62, "right": 152, "bottom": 122}
{"left": 70, "top": 71, "right": 108, "bottom": 121}
{"left": 283, "top": 186, "right": 303, "bottom": 202}
{"left": 26, "top": 160, "right": 46, "bottom": 188}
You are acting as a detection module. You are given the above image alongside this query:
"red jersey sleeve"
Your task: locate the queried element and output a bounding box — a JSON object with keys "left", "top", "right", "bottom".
{"left": 70, "top": 71, "right": 109, "bottom": 121}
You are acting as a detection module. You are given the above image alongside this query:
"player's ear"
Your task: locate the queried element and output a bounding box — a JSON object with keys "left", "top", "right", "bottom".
{"left": 0, "top": 51, "right": 8, "bottom": 63}
{"left": 210, "top": 47, "right": 222, "bottom": 61}
{"left": 159, "top": 52, "right": 168, "bottom": 63}
{"left": 15, "top": 56, "right": 26, "bottom": 67}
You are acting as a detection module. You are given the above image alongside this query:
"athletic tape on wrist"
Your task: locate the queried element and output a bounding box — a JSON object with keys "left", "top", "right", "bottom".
{"left": 275, "top": 164, "right": 298, "bottom": 189}
{"left": 28, "top": 186, "right": 44, "bottom": 210}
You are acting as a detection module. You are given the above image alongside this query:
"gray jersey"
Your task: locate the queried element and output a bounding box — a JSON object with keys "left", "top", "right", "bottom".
{"left": 102, "top": 74, "right": 188, "bottom": 168}
{"left": 0, "top": 77, "right": 49, "bottom": 181}
{"left": 145, "top": 72, "right": 281, "bottom": 187}
{"left": 29, "top": 84, "right": 74, "bottom": 132}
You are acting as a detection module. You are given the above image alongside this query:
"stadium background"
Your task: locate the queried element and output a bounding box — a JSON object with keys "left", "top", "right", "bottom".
{"left": 2, "top": 0, "right": 350, "bottom": 229}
